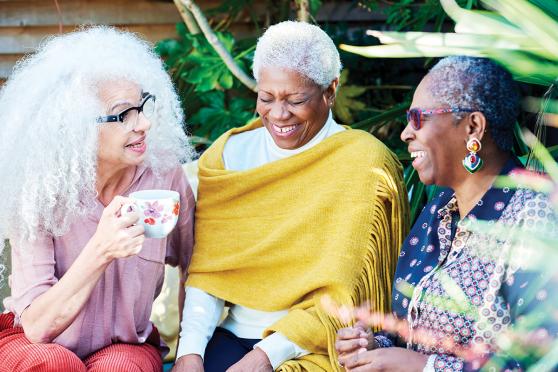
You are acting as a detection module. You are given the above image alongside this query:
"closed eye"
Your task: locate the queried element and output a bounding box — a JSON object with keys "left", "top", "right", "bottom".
{"left": 289, "top": 100, "right": 306, "bottom": 105}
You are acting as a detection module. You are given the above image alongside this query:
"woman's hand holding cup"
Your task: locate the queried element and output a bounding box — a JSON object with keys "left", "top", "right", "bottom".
{"left": 92, "top": 195, "right": 146, "bottom": 262}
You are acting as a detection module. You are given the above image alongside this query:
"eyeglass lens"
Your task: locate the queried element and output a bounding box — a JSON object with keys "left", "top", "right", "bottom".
{"left": 122, "top": 95, "right": 156, "bottom": 130}
{"left": 406, "top": 109, "right": 421, "bottom": 130}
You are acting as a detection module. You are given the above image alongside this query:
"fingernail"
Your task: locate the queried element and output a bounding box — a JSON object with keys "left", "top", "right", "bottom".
{"left": 358, "top": 347, "right": 367, "bottom": 354}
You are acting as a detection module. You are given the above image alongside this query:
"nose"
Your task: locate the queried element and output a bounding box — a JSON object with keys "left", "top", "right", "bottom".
{"left": 133, "top": 111, "right": 152, "bottom": 133}
{"left": 268, "top": 101, "right": 291, "bottom": 122}
{"left": 400, "top": 122, "right": 415, "bottom": 143}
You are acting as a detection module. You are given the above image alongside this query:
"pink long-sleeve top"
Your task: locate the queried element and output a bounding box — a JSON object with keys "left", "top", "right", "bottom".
{"left": 3, "top": 165, "right": 195, "bottom": 358}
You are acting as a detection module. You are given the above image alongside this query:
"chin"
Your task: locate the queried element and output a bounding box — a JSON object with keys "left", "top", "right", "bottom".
{"left": 270, "top": 135, "right": 300, "bottom": 150}
{"left": 417, "top": 172, "right": 435, "bottom": 186}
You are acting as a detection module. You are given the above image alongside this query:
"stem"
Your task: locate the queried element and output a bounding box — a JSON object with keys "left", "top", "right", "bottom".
{"left": 180, "top": 0, "right": 257, "bottom": 92}
{"left": 296, "top": 0, "right": 310, "bottom": 22}
{"left": 173, "top": 0, "right": 201, "bottom": 35}
{"left": 234, "top": 44, "right": 257, "bottom": 61}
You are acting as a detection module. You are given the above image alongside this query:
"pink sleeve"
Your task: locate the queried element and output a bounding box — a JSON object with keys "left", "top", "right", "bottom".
{"left": 8, "top": 233, "right": 58, "bottom": 319}
{"left": 165, "top": 166, "right": 195, "bottom": 272}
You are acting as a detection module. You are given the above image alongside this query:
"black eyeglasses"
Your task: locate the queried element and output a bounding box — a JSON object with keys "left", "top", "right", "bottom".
{"left": 97, "top": 92, "right": 156, "bottom": 131}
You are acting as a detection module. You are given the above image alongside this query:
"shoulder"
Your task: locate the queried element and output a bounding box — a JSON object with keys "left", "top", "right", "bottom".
{"left": 223, "top": 127, "right": 266, "bottom": 155}
{"left": 507, "top": 189, "right": 556, "bottom": 231}
{"left": 338, "top": 128, "right": 399, "bottom": 163}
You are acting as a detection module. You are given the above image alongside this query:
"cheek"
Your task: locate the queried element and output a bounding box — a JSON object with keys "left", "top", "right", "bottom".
{"left": 255, "top": 102, "right": 268, "bottom": 117}
{"left": 98, "top": 129, "right": 123, "bottom": 156}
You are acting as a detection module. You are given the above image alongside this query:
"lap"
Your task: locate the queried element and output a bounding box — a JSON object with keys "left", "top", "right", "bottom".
{"left": 0, "top": 313, "right": 162, "bottom": 372}
{"left": 203, "top": 327, "right": 260, "bottom": 372}
{"left": 84, "top": 342, "right": 162, "bottom": 372}
{"left": 0, "top": 314, "right": 84, "bottom": 372}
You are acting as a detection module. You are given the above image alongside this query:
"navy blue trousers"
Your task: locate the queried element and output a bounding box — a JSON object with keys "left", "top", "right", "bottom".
{"left": 204, "top": 327, "right": 261, "bottom": 372}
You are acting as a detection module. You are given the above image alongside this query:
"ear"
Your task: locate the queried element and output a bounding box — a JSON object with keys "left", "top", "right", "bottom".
{"left": 324, "top": 78, "right": 339, "bottom": 104}
{"left": 464, "top": 111, "right": 487, "bottom": 142}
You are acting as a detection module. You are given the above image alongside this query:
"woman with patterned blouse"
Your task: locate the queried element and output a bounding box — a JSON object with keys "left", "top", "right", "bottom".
{"left": 335, "top": 56, "right": 558, "bottom": 371}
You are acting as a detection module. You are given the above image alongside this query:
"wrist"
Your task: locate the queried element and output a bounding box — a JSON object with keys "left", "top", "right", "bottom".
{"left": 84, "top": 237, "right": 112, "bottom": 267}
{"left": 176, "top": 353, "right": 203, "bottom": 364}
{"left": 253, "top": 347, "right": 272, "bottom": 367}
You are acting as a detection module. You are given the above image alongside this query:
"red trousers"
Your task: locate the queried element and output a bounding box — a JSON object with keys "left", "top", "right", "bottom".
{"left": 0, "top": 313, "right": 162, "bottom": 372}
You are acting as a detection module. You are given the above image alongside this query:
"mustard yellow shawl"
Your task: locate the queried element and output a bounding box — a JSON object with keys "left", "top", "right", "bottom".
{"left": 187, "top": 119, "right": 409, "bottom": 371}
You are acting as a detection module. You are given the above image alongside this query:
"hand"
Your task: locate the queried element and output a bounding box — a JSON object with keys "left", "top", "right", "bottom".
{"left": 90, "top": 195, "right": 145, "bottom": 262}
{"left": 226, "top": 348, "right": 273, "bottom": 372}
{"left": 336, "top": 323, "right": 376, "bottom": 357}
{"left": 172, "top": 354, "right": 204, "bottom": 372}
{"left": 338, "top": 347, "right": 428, "bottom": 372}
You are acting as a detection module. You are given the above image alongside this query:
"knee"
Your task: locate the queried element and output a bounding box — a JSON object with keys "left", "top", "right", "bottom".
{"left": 87, "top": 349, "right": 161, "bottom": 372}
{"left": 21, "top": 343, "right": 85, "bottom": 372}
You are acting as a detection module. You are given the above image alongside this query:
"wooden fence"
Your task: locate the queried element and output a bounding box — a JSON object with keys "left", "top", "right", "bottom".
{"left": 0, "top": 0, "right": 384, "bottom": 84}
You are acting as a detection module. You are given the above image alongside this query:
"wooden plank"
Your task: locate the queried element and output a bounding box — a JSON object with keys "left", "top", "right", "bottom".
{"left": 0, "top": 54, "right": 21, "bottom": 79}
{"left": 316, "top": 2, "right": 387, "bottom": 22}
{"left": 0, "top": 0, "right": 180, "bottom": 26}
{"left": 0, "top": 1, "right": 384, "bottom": 27}
{"left": 0, "top": 24, "right": 179, "bottom": 54}
{"left": 0, "top": 0, "right": 224, "bottom": 27}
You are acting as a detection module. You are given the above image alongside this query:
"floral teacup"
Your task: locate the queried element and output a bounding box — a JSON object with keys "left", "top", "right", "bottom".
{"left": 122, "top": 189, "right": 180, "bottom": 238}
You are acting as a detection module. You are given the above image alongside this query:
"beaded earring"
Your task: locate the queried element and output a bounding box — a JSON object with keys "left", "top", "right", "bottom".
{"left": 462, "top": 138, "right": 483, "bottom": 173}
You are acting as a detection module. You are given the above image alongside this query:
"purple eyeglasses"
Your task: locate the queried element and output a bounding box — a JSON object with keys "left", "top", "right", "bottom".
{"left": 406, "top": 107, "right": 475, "bottom": 130}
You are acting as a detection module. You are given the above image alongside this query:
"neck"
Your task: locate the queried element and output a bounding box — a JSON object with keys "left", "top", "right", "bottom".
{"left": 452, "top": 150, "right": 510, "bottom": 219}
{"left": 96, "top": 162, "right": 136, "bottom": 205}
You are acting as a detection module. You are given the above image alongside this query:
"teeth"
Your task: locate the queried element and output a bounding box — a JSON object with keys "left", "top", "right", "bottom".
{"left": 410, "top": 151, "right": 426, "bottom": 159}
{"left": 273, "top": 124, "right": 296, "bottom": 133}
{"left": 128, "top": 141, "right": 143, "bottom": 148}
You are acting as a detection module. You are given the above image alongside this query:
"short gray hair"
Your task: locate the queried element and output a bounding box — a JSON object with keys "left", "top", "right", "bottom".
{"left": 427, "top": 56, "right": 521, "bottom": 152}
{"left": 252, "top": 21, "right": 342, "bottom": 88}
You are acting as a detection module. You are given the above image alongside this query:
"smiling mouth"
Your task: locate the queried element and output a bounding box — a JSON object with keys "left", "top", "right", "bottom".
{"left": 272, "top": 123, "right": 298, "bottom": 134}
{"left": 126, "top": 141, "right": 144, "bottom": 149}
{"left": 410, "top": 151, "right": 426, "bottom": 159}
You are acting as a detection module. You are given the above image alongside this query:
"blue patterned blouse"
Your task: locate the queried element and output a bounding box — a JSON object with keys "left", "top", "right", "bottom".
{"left": 376, "top": 158, "right": 558, "bottom": 371}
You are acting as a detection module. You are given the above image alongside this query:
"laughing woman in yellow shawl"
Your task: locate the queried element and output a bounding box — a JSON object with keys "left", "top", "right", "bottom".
{"left": 173, "top": 21, "right": 409, "bottom": 372}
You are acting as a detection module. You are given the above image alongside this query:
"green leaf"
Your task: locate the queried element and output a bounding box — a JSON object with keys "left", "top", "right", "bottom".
{"left": 333, "top": 70, "right": 368, "bottom": 123}
{"left": 309, "top": 0, "right": 322, "bottom": 15}
{"left": 351, "top": 102, "right": 409, "bottom": 131}
{"left": 219, "top": 72, "right": 234, "bottom": 90}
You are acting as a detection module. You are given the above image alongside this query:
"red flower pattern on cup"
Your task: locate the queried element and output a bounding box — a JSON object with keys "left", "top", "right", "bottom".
{"left": 144, "top": 217, "right": 156, "bottom": 225}
{"left": 173, "top": 202, "right": 180, "bottom": 216}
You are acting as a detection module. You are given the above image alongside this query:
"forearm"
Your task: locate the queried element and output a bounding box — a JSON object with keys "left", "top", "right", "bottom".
{"left": 21, "top": 240, "right": 109, "bottom": 343}
{"left": 176, "top": 286, "right": 224, "bottom": 359}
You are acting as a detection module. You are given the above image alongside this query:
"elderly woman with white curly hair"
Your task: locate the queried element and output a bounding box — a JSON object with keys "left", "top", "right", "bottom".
{"left": 0, "top": 27, "right": 195, "bottom": 371}
{"left": 173, "top": 21, "right": 409, "bottom": 372}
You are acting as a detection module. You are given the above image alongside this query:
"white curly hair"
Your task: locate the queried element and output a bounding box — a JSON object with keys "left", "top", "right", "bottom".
{"left": 252, "top": 21, "right": 342, "bottom": 88}
{"left": 0, "top": 26, "right": 192, "bottom": 254}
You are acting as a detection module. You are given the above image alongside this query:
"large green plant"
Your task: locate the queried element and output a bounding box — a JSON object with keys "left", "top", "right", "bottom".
{"left": 156, "top": 23, "right": 257, "bottom": 144}
{"left": 341, "top": 0, "right": 558, "bottom": 85}
{"left": 157, "top": 0, "right": 489, "bottom": 223}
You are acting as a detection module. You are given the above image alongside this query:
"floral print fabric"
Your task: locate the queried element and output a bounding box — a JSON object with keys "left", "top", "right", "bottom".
{"left": 380, "top": 159, "right": 558, "bottom": 371}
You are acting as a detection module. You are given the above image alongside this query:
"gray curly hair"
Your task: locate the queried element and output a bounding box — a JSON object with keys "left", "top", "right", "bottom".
{"left": 427, "top": 56, "right": 521, "bottom": 151}
{"left": 0, "top": 26, "right": 193, "bottom": 252}
{"left": 252, "top": 21, "right": 342, "bottom": 88}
